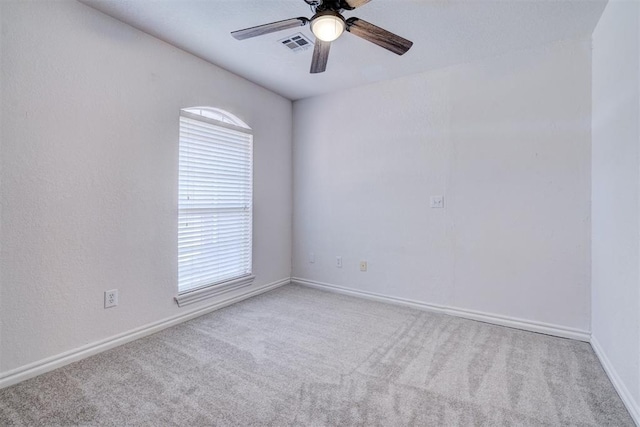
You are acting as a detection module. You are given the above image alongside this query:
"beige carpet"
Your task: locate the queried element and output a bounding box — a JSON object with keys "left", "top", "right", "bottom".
{"left": 0, "top": 284, "right": 634, "bottom": 426}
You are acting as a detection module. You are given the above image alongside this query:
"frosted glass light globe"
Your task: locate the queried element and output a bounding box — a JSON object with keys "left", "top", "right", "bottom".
{"left": 311, "top": 14, "right": 345, "bottom": 42}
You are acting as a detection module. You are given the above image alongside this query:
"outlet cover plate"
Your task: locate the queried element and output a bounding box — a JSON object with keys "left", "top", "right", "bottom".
{"left": 104, "top": 289, "right": 118, "bottom": 308}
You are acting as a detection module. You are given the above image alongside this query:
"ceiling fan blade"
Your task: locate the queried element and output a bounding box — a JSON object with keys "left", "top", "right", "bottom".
{"left": 346, "top": 18, "right": 413, "bottom": 55}
{"left": 343, "top": 0, "right": 372, "bottom": 9}
{"left": 231, "top": 17, "right": 308, "bottom": 40}
{"left": 310, "top": 39, "right": 331, "bottom": 74}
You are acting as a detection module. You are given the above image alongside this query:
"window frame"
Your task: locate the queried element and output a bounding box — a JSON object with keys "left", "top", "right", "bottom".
{"left": 174, "top": 108, "right": 254, "bottom": 307}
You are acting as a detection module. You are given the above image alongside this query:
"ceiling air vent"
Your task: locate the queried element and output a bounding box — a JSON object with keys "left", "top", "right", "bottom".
{"left": 278, "top": 33, "right": 314, "bottom": 53}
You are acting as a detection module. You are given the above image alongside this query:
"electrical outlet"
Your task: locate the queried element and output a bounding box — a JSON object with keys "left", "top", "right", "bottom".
{"left": 336, "top": 256, "right": 342, "bottom": 268}
{"left": 104, "top": 289, "right": 118, "bottom": 308}
{"left": 360, "top": 261, "right": 367, "bottom": 272}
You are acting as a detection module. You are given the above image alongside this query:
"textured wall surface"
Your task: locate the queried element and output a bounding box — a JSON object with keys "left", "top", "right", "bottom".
{"left": 0, "top": 0, "right": 292, "bottom": 374}
{"left": 591, "top": 0, "right": 640, "bottom": 413}
{"left": 293, "top": 38, "right": 591, "bottom": 332}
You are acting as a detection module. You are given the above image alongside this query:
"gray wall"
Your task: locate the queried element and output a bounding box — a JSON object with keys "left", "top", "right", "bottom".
{"left": 293, "top": 38, "right": 592, "bottom": 336}
{"left": 0, "top": 0, "right": 292, "bottom": 377}
{"left": 591, "top": 0, "right": 640, "bottom": 421}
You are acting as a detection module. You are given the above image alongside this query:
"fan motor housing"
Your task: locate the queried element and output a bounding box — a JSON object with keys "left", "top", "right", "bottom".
{"left": 315, "top": 1, "right": 352, "bottom": 12}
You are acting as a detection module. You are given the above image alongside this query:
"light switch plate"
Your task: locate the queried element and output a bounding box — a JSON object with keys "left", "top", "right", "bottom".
{"left": 430, "top": 196, "right": 444, "bottom": 208}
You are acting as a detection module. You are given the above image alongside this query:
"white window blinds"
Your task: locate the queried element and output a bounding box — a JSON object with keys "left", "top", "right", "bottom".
{"left": 178, "top": 111, "right": 253, "bottom": 294}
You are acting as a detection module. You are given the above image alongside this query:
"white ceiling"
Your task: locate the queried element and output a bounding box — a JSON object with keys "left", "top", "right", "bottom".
{"left": 80, "top": 0, "right": 606, "bottom": 100}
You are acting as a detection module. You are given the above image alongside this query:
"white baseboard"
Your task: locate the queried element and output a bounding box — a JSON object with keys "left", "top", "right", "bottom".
{"left": 291, "top": 277, "right": 591, "bottom": 342}
{"left": 591, "top": 336, "right": 640, "bottom": 426}
{"left": 0, "top": 278, "right": 290, "bottom": 390}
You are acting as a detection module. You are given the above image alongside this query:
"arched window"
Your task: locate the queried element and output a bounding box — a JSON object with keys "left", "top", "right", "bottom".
{"left": 176, "top": 107, "right": 254, "bottom": 306}
{"left": 181, "top": 107, "right": 251, "bottom": 129}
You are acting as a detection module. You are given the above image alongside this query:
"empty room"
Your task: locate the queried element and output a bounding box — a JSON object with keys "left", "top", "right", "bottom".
{"left": 0, "top": 0, "right": 639, "bottom": 425}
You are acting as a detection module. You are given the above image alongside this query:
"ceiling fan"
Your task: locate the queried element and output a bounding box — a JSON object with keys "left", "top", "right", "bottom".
{"left": 231, "top": 0, "right": 413, "bottom": 74}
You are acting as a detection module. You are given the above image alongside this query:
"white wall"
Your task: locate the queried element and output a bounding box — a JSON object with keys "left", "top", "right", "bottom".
{"left": 293, "top": 38, "right": 591, "bottom": 335}
{"left": 0, "top": 0, "right": 292, "bottom": 377}
{"left": 591, "top": 0, "right": 640, "bottom": 421}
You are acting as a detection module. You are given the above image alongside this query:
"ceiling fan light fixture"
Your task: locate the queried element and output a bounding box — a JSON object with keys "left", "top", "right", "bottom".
{"left": 310, "top": 12, "right": 345, "bottom": 42}
{"left": 231, "top": 1, "right": 414, "bottom": 75}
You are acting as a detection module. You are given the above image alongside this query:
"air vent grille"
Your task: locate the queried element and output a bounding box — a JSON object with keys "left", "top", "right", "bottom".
{"left": 278, "top": 33, "right": 314, "bottom": 53}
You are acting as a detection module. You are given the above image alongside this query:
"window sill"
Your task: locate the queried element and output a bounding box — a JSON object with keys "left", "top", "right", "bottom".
{"left": 174, "top": 275, "right": 255, "bottom": 307}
